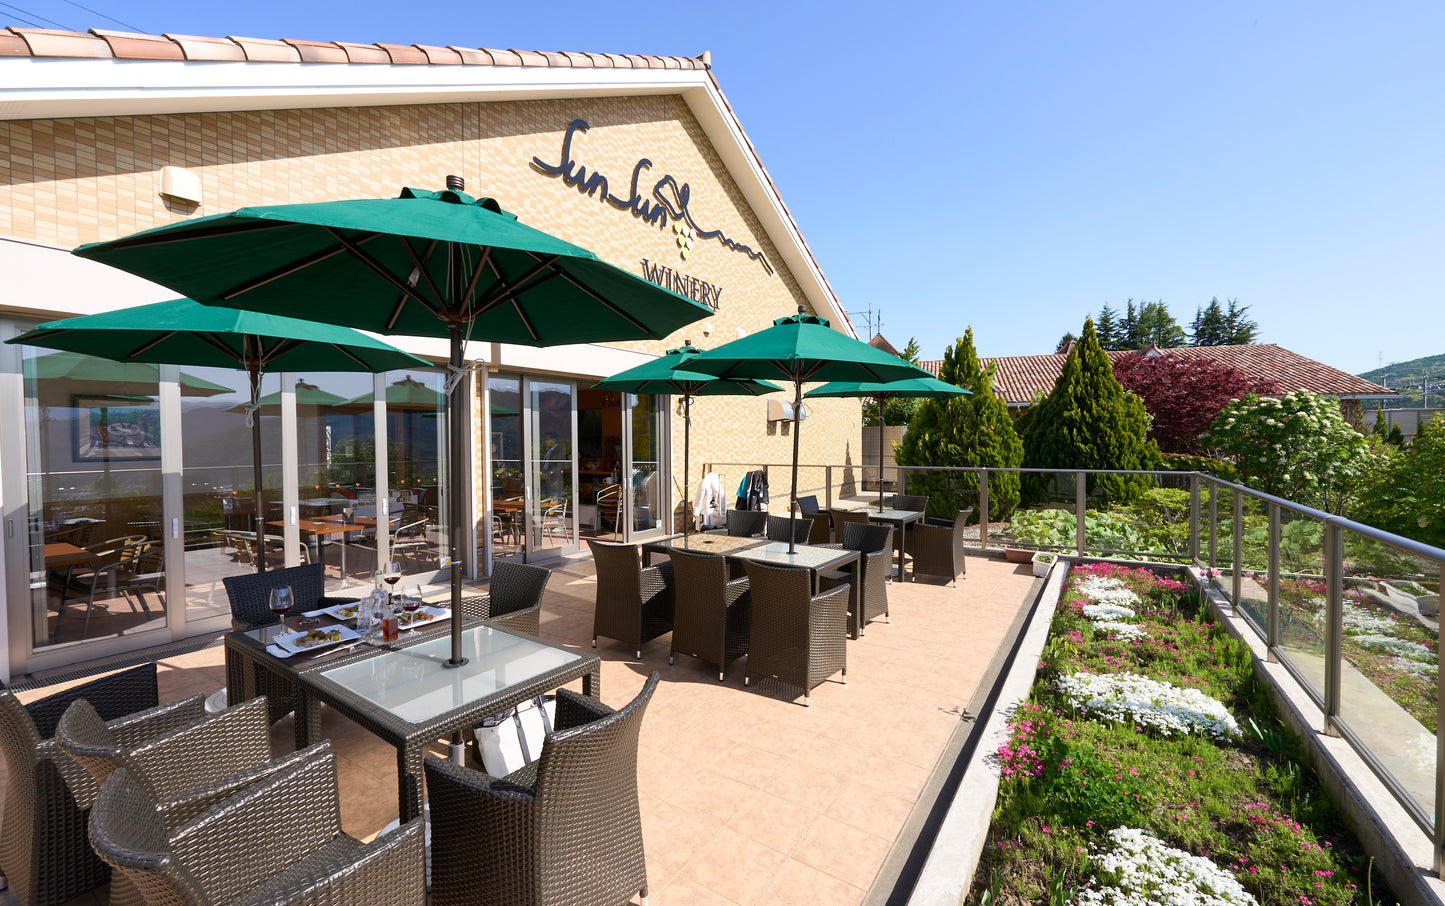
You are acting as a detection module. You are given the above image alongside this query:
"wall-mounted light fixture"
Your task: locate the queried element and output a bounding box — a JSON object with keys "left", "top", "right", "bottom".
{"left": 766, "top": 399, "right": 806, "bottom": 422}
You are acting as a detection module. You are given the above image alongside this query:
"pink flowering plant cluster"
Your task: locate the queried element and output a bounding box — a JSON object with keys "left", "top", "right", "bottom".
{"left": 974, "top": 563, "right": 1396, "bottom": 906}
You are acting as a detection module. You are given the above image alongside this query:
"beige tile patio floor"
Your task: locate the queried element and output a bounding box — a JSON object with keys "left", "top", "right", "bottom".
{"left": 4, "top": 551, "right": 1038, "bottom": 906}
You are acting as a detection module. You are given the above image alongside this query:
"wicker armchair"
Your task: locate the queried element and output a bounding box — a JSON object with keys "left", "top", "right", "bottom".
{"left": 424, "top": 673, "right": 659, "bottom": 906}
{"left": 742, "top": 562, "right": 848, "bottom": 706}
{"left": 0, "top": 664, "right": 199, "bottom": 906}
{"left": 222, "top": 563, "right": 357, "bottom": 632}
{"left": 725, "top": 510, "right": 767, "bottom": 537}
{"left": 88, "top": 748, "right": 426, "bottom": 906}
{"left": 58, "top": 696, "right": 324, "bottom": 906}
{"left": 765, "top": 514, "right": 811, "bottom": 544}
{"left": 804, "top": 511, "right": 832, "bottom": 544}
{"left": 892, "top": 494, "right": 929, "bottom": 512}
{"left": 587, "top": 540, "right": 675, "bottom": 658}
{"left": 829, "top": 508, "right": 870, "bottom": 538}
{"left": 818, "top": 522, "right": 894, "bottom": 636}
{"left": 668, "top": 549, "right": 751, "bottom": 681}
{"left": 911, "top": 508, "right": 973, "bottom": 585}
{"left": 459, "top": 560, "right": 551, "bottom": 636}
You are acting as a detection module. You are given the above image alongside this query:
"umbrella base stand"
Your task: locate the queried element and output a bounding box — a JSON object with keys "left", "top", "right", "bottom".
{"left": 443, "top": 658, "right": 470, "bottom": 668}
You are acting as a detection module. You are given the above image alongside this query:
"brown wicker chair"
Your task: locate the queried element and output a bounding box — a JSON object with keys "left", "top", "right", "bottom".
{"left": 222, "top": 563, "right": 357, "bottom": 633}
{"left": 668, "top": 549, "right": 751, "bottom": 681}
{"left": 0, "top": 664, "right": 199, "bottom": 906}
{"left": 725, "top": 510, "right": 767, "bottom": 537}
{"left": 804, "top": 511, "right": 832, "bottom": 544}
{"left": 765, "top": 514, "right": 811, "bottom": 544}
{"left": 460, "top": 560, "right": 551, "bottom": 636}
{"left": 911, "top": 508, "right": 973, "bottom": 585}
{"left": 892, "top": 494, "right": 929, "bottom": 512}
{"left": 88, "top": 748, "right": 426, "bottom": 906}
{"left": 58, "top": 696, "right": 328, "bottom": 906}
{"left": 829, "top": 507, "right": 870, "bottom": 539}
{"left": 742, "top": 561, "right": 848, "bottom": 706}
{"left": 587, "top": 540, "right": 675, "bottom": 658}
{"left": 424, "top": 673, "right": 659, "bottom": 906}
{"left": 818, "top": 522, "right": 894, "bottom": 635}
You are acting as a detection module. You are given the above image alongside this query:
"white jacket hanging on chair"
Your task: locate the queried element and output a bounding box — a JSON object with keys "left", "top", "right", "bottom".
{"left": 694, "top": 472, "right": 726, "bottom": 528}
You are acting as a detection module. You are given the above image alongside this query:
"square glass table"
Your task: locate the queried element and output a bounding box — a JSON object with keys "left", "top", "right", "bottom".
{"left": 300, "top": 624, "right": 601, "bottom": 821}
{"left": 850, "top": 505, "right": 925, "bottom": 581}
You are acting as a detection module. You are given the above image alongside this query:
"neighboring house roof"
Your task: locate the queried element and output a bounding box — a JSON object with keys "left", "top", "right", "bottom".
{"left": 867, "top": 334, "right": 901, "bottom": 357}
{"left": 0, "top": 27, "right": 856, "bottom": 338}
{"left": 917, "top": 344, "right": 1396, "bottom": 406}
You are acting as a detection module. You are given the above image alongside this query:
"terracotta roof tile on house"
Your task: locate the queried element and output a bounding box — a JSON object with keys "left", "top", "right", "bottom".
{"left": 917, "top": 344, "right": 1395, "bottom": 406}
{"left": 0, "top": 26, "right": 712, "bottom": 69}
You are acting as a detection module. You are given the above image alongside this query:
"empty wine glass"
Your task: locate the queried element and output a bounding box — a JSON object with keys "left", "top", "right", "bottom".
{"left": 269, "top": 586, "right": 294, "bottom": 638}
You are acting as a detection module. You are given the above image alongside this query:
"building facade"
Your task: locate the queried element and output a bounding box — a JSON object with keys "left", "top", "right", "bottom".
{"left": 0, "top": 30, "right": 864, "bottom": 678}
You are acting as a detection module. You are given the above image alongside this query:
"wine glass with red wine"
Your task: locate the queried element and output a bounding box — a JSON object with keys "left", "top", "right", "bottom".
{"left": 402, "top": 585, "right": 424, "bottom": 633}
{"left": 269, "top": 586, "right": 293, "bottom": 639}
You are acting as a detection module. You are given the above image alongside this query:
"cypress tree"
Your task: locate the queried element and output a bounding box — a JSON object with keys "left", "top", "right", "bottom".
{"left": 1372, "top": 405, "right": 1389, "bottom": 438}
{"left": 1021, "top": 318, "right": 1161, "bottom": 505}
{"left": 895, "top": 327, "right": 1024, "bottom": 521}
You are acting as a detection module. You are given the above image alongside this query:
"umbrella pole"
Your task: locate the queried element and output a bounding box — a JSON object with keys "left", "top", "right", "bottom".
{"left": 878, "top": 393, "right": 887, "bottom": 511}
{"left": 682, "top": 394, "right": 692, "bottom": 538}
{"left": 249, "top": 359, "right": 266, "bottom": 574}
{"left": 789, "top": 376, "right": 802, "bottom": 554}
{"left": 445, "top": 324, "right": 467, "bottom": 668}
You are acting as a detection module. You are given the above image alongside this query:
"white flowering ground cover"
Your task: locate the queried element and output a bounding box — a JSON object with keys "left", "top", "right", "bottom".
{"left": 1074, "top": 576, "right": 1142, "bottom": 610}
{"left": 1082, "top": 603, "right": 1137, "bottom": 621}
{"left": 1057, "top": 672, "right": 1240, "bottom": 740}
{"left": 1093, "top": 621, "right": 1149, "bottom": 642}
{"left": 1073, "top": 828, "right": 1259, "bottom": 906}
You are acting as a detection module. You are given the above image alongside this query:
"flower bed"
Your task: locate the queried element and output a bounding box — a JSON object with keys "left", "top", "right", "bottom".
{"left": 974, "top": 562, "right": 1397, "bottom": 905}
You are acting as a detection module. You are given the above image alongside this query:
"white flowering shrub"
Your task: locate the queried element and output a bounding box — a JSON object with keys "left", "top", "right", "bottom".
{"left": 1075, "top": 577, "right": 1142, "bottom": 610}
{"left": 1094, "top": 621, "right": 1149, "bottom": 642}
{"left": 1073, "top": 827, "right": 1258, "bottom": 906}
{"left": 1083, "top": 604, "right": 1138, "bottom": 622}
{"left": 1058, "top": 672, "right": 1240, "bottom": 740}
{"left": 1392, "top": 657, "right": 1438, "bottom": 678}
{"left": 1353, "top": 634, "right": 1436, "bottom": 663}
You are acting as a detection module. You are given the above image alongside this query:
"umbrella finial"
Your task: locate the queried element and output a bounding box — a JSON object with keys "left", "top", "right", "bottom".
{"left": 446, "top": 174, "right": 465, "bottom": 191}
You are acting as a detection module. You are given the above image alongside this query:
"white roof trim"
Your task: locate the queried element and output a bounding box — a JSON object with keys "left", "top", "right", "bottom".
{"left": 0, "top": 56, "right": 853, "bottom": 337}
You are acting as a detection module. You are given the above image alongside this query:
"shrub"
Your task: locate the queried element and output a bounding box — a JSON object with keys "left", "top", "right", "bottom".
{"left": 1112, "top": 352, "right": 1277, "bottom": 455}
{"left": 1352, "top": 419, "right": 1445, "bottom": 548}
{"left": 895, "top": 327, "right": 1023, "bottom": 521}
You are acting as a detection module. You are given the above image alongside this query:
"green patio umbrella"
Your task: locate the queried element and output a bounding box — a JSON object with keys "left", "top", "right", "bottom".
{"left": 594, "top": 341, "right": 782, "bottom": 537}
{"left": 9, "top": 298, "right": 429, "bottom": 572}
{"left": 74, "top": 179, "right": 713, "bottom": 669}
{"left": 805, "top": 377, "right": 970, "bottom": 510}
{"left": 22, "top": 349, "right": 234, "bottom": 402}
{"left": 688, "top": 307, "right": 932, "bottom": 551}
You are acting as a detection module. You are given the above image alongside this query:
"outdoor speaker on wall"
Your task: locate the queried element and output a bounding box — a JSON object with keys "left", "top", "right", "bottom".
{"left": 160, "top": 166, "right": 202, "bottom": 205}
{"left": 766, "top": 400, "right": 807, "bottom": 422}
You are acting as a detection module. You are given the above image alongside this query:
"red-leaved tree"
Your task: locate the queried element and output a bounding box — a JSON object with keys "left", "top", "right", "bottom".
{"left": 1112, "top": 353, "right": 1278, "bottom": 454}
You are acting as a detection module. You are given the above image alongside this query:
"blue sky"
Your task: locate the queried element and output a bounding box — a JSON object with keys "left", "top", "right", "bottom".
{"left": 10, "top": 0, "right": 1442, "bottom": 374}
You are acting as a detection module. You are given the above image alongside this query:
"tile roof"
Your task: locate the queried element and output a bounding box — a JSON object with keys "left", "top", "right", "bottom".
{"left": 917, "top": 344, "right": 1396, "bottom": 405}
{"left": 0, "top": 27, "right": 713, "bottom": 67}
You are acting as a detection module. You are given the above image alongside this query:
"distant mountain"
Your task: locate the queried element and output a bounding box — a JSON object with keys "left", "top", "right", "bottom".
{"left": 1359, "top": 353, "right": 1445, "bottom": 409}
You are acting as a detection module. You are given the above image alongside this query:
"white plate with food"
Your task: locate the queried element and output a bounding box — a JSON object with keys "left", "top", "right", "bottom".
{"left": 397, "top": 605, "right": 449, "bottom": 629}
{"left": 317, "top": 602, "right": 365, "bottom": 622}
{"left": 274, "top": 624, "right": 362, "bottom": 655}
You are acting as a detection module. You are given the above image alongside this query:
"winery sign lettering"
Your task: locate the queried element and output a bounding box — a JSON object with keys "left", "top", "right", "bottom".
{"left": 531, "top": 118, "right": 771, "bottom": 275}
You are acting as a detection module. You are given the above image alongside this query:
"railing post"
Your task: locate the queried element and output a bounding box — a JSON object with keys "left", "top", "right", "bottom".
{"left": 978, "top": 469, "right": 989, "bottom": 552}
{"left": 1267, "top": 502, "right": 1280, "bottom": 664}
{"left": 1208, "top": 481, "right": 1218, "bottom": 577}
{"left": 1435, "top": 558, "right": 1445, "bottom": 876}
{"left": 1189, "top": 474, "right": 1201, "bottom": 565}
{"left": 1323, "top": 522, "right": 1343, "bottom": 738}
{"left": 1076, "top": 470, "right": 1086, "bottom": 557}
{"left": 825, "top": 465, "right": 833, "bottom": 511}
{"left": 1232, "top": 489, "right": 1243, "bottom": 616}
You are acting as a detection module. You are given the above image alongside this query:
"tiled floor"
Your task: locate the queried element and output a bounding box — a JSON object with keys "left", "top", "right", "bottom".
{"left": 3, "top": 551, "right": 1038, "bottom": 905}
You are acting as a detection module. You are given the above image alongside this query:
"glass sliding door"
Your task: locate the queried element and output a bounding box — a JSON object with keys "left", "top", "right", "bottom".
{"left": 629, "top": 393, "right": 666, "bottom": 537}
{"left": 179, "top": 365, "right": 280, "bottom": 626}
{"left": 525, "top": 378, "right": 577, "bottom": 562}
{"left": 380, "top": 369, "right": 448, "bottom": 582}
{"left": 20, "top": 348, "right": 179, "bottom": 650}
{"left": 489, "top": 374, "right": 524, "bottom": 560}
{"left": 293, "top": 374, "right": 377, "bottom": 589}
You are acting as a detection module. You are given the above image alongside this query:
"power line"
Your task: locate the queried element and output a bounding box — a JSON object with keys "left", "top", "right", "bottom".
{"left": 50, "top": 0, "right": 144, "bottom": 33}
{"left": 0, "top": 0, "right": 71, "bottom": 29}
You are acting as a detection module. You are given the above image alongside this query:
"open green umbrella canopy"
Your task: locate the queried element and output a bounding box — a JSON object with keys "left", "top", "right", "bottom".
{"left": 688, "top": 309, "right": 932, "bottom": 549}
{"left": 73, "top": 187, "right": 713, "bottom": 346}
{"left": 10, "top": 298, "right": 429, "bottom": 573}
{"left": 74, "top": 182, "right": 714, "bottom": 668}
{"left": 595, "top": 342, "right": 782, "bottom": 536}
{"left": 21, "top": 348, "right": 234, "bottom": 398}
{"left": 806, "top": 376, "right": 971, "bottom": 509}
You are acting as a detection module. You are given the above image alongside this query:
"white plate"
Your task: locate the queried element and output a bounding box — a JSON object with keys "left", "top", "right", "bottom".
{"left": 397, "top": 605, "right": 449, "bottom": 629}
{"left": 274, "top": 624, "right": 361, "bottom": 655}
{"left": 318, "top": 602, "right": 363, "bottom": 622}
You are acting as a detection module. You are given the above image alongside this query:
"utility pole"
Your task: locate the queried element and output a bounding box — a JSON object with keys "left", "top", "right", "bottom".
{"left": 846, "top": 306, "right": 881, "bottom": 339}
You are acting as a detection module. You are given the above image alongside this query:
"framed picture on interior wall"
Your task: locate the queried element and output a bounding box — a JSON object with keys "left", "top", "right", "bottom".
{"left": 73, "top": 395, "right": 161, "bottom": 462}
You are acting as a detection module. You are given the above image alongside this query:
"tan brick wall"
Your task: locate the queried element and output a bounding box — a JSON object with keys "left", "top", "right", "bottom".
{"left": 0, "top": 95, "right": 864, "bottom": 530}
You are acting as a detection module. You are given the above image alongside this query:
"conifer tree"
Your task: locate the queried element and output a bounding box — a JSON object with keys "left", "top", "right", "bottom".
{"left": 1387, "top": 423, "right": 1406, "bottom": 448}
{"left": 1096, "top": 304, "right": 1121, "bottom": 350}
{"left": 1372, "top": 405, "right": 1389, "bottom": 438}
{"left": 1022, "top": 318, "right": 1161, "bottom": 505}
{"left": 895, "top": 327, "right": 1023, "bottom": 521}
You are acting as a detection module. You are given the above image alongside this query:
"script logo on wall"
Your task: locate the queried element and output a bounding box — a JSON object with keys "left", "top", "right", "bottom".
{"left": 531, "top": 118, "right": 772, "bottom": 275}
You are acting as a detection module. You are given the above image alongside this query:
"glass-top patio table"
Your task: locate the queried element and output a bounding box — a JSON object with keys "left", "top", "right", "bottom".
{"left": 639, "top": 531, "right": 768, "bottom": 566}
{"left": 300, "top": 625, "right": 601, "bottom": 822}
{"left": 845, "top": 505, "right": 925, "bottom": 582}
